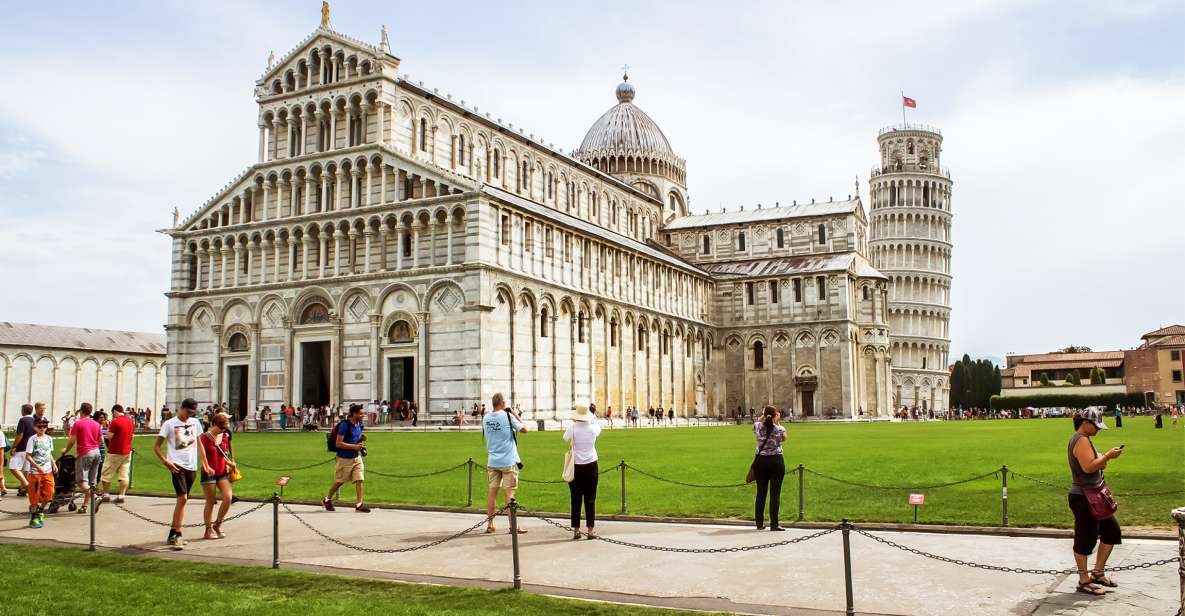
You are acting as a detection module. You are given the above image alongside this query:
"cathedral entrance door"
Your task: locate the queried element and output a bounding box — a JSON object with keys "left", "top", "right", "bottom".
{"left": 801, "top": 390, "right": 815, "bottom": 417}
{"left": 226, "top": 365, "right": 248, "bottom": 418}
{"left": 387, "top": 357, "right": 415, "bottom": 406}
{"left": 300, "top": 341, "right": 331, "bottom": 406}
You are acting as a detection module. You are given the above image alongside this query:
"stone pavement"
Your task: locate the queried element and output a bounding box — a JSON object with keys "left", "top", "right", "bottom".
{"left": 0, "top": 495, "right": 1177, "bottom": 616}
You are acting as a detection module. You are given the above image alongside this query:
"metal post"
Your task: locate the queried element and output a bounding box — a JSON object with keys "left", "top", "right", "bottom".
{"left": 272, "top": 493, "right": 280, "bottom": 569}
{"left": 619, "top": 460, "right": 627, "bottom": 514}
{"left": 1001, "top": 465, "right": 1009, "bottom": 527}
{"left": 1172, "top": 507, "right": 1185, "bottom": 613}
{"left": 797, "top": 463, "right": 805, "bottom": 521}
{"left": 128, "top": 448, "right": 135, "bottom": 491}
{"left": 841, "top": 518, "right": 854, "bottom": 616}
{"left": 467, "top": 457, "right": 473, "bottom": 507}
{"left": 88, "top": 493, "right": 96, "bottom": 551}
{"left": 508, "top": 499, "right": 522, "bottom": 590}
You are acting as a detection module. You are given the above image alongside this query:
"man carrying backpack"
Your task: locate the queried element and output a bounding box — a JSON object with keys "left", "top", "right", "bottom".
{"left": 323, "top": 404, "right": 370, "bottom": 513}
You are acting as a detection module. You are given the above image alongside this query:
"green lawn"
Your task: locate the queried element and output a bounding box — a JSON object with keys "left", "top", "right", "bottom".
{"left": 35, "top": 417, "right": 1185, "bottom": 527}
{"left": 0, "top": 543, "right": 713, "bottom": 616}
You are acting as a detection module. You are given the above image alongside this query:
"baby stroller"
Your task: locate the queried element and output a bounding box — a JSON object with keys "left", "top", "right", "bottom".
{"left": 44, "top": 454, "right": 83, "bottom": 514}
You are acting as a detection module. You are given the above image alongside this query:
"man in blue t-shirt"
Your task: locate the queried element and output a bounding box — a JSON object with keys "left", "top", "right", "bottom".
{"left": 482, "top": 392, "right": 528, "bottom": 533}
{"left": 323, "top": 404, "right": 370, "bottom": 513}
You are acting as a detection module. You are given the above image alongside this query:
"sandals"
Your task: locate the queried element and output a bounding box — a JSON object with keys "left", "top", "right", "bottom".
{"left": 212, "top": 522, "right": 226, "bottom": 539}
{"left": 485, "top": 526, "right": 496, "bottom": 534}
{"left": 584, "top": 530, "right": 598, "bottom": 540}
{"left": 203, "top": 527, "right": 217, "bottom": 541}
{"left": 572, "top": 530, "right": 582, "bottom": 540}
{"left": 1076, "top": 581, "right": 1106, "bottom": 596}
{"left": 508, "top": 527, "right": 527, "bottom": 534}
{"left": 1090, "top": 571, "right": 1117, "bottom": 588}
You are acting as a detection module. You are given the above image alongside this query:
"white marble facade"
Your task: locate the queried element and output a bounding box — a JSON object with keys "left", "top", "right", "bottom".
{"left": 166, "top": 18, "right": 951, "bottom": 420}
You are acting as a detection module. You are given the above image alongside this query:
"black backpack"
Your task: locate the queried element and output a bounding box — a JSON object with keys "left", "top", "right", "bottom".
{"left": 326, "top": 420, "right": 345, "bottom": 452}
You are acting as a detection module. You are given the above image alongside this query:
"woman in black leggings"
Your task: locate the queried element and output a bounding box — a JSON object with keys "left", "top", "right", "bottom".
{"left": 753, "top": 405, "right": 787, "bottom": 531}
{"left": 564, "top": 405, "right": 602, "bottom": 539}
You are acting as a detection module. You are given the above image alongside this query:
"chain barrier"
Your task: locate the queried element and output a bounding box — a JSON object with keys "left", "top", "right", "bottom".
{"left": 234, "top": 457, "right": 336, "bottom": 472}
{"left": 851, "top": 527, "right": 1181, "bottom": 575}
{"left": 1008, "top": 470, "right": 1185, "bottom": 497}
{"left": 366, "top": 461, "right": 470, "bottom": 479}
{"left": 281, "top": 502, "right": 505, "bottom": 553}
{"left": 472, "top": 462, "right": 586, "bottom": 484}
{"left": 803, "top": 467, "right": 1000, "bottom": 491}
{"left": 113, "top": 500, "right": 271, "bottom": 528}
{"left": 516, "top": 503, "right": 840, "bottom": 553}
{"left": 624, "top": 463, "right": 765, "bottom": 489}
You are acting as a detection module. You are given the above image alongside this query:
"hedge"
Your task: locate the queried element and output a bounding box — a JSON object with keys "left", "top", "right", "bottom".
{"left": 990, "top": 392, "right": 1144, "bottom": 411}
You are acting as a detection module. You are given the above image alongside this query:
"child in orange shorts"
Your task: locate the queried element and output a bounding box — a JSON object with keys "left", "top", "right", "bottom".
{"left": 25, "top": 419, "right": 56, "bottom": 528}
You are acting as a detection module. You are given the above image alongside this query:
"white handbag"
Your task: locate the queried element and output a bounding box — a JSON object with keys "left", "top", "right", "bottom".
{"left": 561, "top": 438, "right": 576, "bottom": 483}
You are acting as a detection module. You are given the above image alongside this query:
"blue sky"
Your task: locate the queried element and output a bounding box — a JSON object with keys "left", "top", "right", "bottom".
{"left": 1, "top": 0, "right": 1182, "bottom": 361}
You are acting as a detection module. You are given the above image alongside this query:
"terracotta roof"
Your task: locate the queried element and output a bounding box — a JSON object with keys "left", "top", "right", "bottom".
{"left": 1009, "top": 351, "right": 1124, "bottom": 364}
{"left": 1142, "top": 325, "right": 1185, "bottom": 338}
{"left": 0, "top": 322, "right": 165, "bottom": 356}
{"left": 1146, "top": 334, "right": 1185, "bottom": 348}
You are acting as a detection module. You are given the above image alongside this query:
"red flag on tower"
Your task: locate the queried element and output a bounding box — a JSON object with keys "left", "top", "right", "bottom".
{"left": 902, "top": 95, "right": 917, "bottom": 108}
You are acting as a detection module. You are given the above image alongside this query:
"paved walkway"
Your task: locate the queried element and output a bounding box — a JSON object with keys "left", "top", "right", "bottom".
{"left": 0, "top": 495, "right": 1177, "bottom": 616}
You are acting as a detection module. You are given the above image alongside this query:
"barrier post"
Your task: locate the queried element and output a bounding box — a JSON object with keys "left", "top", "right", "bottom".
{"left": 1172, "top": 507, "right": 1185, "bottom": 612}
{"left": 128, "top": 449, "right": 135, "bottom": 491}
{"left": 271, "top": 493, "right": 280, "bottom": 569}
{"left": 466, "top": 458, "right": 474, "bottom": 507}
{"left": 619, "top": 460, "right": 627, "bottom": 514}
{"left": 508, "top": 499, "right": 522, "bottom": 590}
{"left": 1000, "top": 465, "right": 1009, "bottom": 527}
{"left": 88, "top": 494, "right": 96, "bottom": 551}
{"left": 797, "top": 464, "right": 805, "bottom": 521}
{"left": 841, "top": 518, "right": 854, "bottom": 616}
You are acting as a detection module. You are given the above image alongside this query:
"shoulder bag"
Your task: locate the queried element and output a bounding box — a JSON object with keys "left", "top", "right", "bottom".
{"left": 745, "top": 425, "right": 775, "bottom": 484}
{"left": 1082, "top": 479, "right": 1117, "bottom": 520}
{"left": 561, "top": 431, "right": 576, "bottom": 483}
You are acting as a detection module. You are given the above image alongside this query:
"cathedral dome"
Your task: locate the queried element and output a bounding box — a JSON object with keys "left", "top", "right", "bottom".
{"left": 573, "top": 75, "right": 686, "bottom": 191}
{"left": 575, "top": 75, "right": 678, "bottom": 161}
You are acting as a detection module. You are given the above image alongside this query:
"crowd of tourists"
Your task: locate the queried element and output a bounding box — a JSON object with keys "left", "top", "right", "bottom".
{"left": 0, "top": 388, "right": 1165, "bottom": 596}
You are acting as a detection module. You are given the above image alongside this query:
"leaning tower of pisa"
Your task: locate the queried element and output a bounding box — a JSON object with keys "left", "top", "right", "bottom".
{"left": 868, "top": 125, "right": 953, "bottom": 412}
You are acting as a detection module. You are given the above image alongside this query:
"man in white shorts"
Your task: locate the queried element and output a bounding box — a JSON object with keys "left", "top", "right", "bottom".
{"left": 8, "top": 404, "right": 36, "bottom": 496}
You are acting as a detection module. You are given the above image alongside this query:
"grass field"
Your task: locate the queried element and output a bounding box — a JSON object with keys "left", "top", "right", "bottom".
{"left": 0, "top": 543, "right": 712, "bottom": 616}
{"left": 15, "top": 417, "right": 1184, "bottom": 528}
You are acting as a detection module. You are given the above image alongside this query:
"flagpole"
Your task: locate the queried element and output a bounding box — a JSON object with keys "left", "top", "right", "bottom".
{"left": 901, "top": 90, "right": 907, "bottom": 125}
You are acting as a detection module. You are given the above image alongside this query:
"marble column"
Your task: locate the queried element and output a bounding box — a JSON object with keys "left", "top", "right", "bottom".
{"left": 363, "top": 231, "right": 373, "bottom": 273}
{"left": 319, "top": 234, "right": 328, "bottom": 278}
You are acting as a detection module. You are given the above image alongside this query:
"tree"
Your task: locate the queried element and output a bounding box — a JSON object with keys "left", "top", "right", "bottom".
{"left": 1038, "top": 372, "right": 1051, "bottom": 386}
{"left": 1056, "top": 346, "right": 1092, "bottom": 354}
{"left": 1089, "top": 366, "right": 1106, "bottom": 385}
{"left": 949, "top": 361, "right": 967, "bottom": 408}
{"left": 1066, "top": 370, "right": 1081, "bottom": 386}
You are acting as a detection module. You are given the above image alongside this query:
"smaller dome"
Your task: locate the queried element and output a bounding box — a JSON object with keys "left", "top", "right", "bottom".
{"left": 615, "top": 75, "right": 635, "bottom": 103}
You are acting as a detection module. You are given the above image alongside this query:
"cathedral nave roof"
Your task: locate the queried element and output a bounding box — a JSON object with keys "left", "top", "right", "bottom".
{"left": 664, "top": 198, "right": 860, "bottom": 231}
{"left": 700, "top": 253, "right": 885, "bottom": 280}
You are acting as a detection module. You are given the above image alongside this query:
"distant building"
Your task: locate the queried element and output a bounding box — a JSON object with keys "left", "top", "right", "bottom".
{"left": 999, "top": 351, "right": 1126, "bottom": 397}
{"left": 999, "top": 325, "right": 1185, "bottom": 406}
{"left": 0, "top": 322, "right": 167, "bottom": 427}
{"left": 1125, "top": 325, "right": 1185, "bottom": 405}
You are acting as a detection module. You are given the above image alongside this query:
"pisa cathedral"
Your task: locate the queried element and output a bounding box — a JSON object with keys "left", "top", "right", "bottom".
{"left": 166, "top": 15, "right": 953, "bottom": 421}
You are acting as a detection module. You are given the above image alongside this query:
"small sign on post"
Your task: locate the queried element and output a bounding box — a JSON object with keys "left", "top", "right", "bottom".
{"left": 908, "top": 493, "right": 925, "bottom": 523}
{"left": 277, "top": 476, "right": 291, "bottom": 498}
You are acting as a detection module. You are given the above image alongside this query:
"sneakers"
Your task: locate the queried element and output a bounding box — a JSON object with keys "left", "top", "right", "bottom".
{"left": 114, "top": 496, "right": 125, "bottom": 504}
{"left": 100, "top": 494, "right": 111, "bottom": 503}
{"left": 322, "top": 498, "right": 335, "bottom": 512}
{"left": 30, "top": 516, "right": 44, "bottom": 529}
{"left": 354, "top": 503, "right": 371, "bottom": 513}
{"left": 169, "top": 534, "right": 186, "bottom": 550}
{"left": 78, "top": 505, "right": 87, "bottom": 514}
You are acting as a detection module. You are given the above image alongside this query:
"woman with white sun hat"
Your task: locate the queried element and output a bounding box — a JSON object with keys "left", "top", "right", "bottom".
{"left": 563, "top": 404, "right": 602, "bottom": 540}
